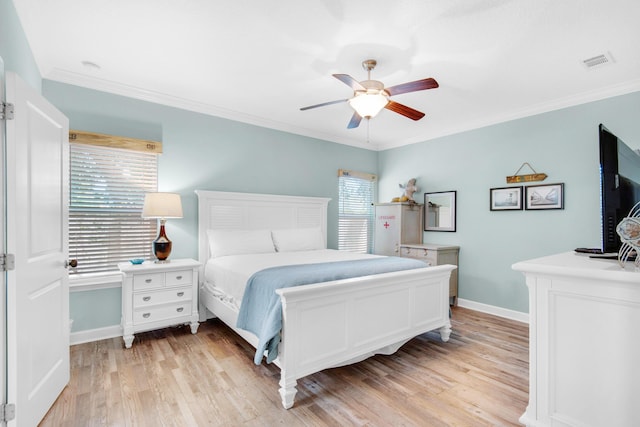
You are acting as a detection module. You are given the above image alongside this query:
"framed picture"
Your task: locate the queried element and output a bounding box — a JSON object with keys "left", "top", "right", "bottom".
{"left": 490, "top": 186, "right": 523, "bottom": 211}
{"left": 525, "top": 183, "right": 564, "bottom": 210}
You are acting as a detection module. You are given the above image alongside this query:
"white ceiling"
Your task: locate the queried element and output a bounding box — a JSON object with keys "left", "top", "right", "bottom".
{"left": 12, "top": 0, "right": 640, "bottom": 151}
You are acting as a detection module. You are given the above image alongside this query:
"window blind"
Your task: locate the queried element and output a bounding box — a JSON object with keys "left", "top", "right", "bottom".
{"left": 69, "top": 143, "right": 158, "bottom": 275}
{"left": 338, "top": 169, "right": 377, "bottom": 253}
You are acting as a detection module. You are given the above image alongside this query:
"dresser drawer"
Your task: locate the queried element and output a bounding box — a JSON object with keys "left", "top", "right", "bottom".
{"left": 401, "top": 246, "right": 435, "bottom": 265}
{"left": 133, "top": 302, "right": 192, "bottom": 324}
{"left": 133, "top": 272, "right": 165, "bottom": 290}
{"left": 133, "top": 287, "right": 192, "bottom": 309}
{"left": 165, "top": 270, "right": 192, "bottom": 286}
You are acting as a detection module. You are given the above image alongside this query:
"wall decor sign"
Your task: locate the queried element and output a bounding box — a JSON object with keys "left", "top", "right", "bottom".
{"left": 490, "top": 186, "right": 523, "bottom": 211}
{"left": 506, "top": 162, "right": 547, "bottom": 183}
{"left": 525, "top": 183, "right": 564, "bottom": 210}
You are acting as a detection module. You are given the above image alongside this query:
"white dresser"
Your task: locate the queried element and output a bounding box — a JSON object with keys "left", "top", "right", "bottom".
{"left": 512, "top": 252, "right": 640, "bottom": 427}
{"left": 400, "top": 243, "right": 460, "bottom": 305}
{"left": 374, "top": 202, "right": 423, "bottom": 256}
{"left": 119, "top": 258, "right": 201, "bottom": 348}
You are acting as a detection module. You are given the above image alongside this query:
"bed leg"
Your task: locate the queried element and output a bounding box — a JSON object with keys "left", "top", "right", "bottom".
{"left": 278, "top": 376, "right": 297, "bottom": 409}
{"left": 439, "top": 322, "right": 452, "bottom": 342}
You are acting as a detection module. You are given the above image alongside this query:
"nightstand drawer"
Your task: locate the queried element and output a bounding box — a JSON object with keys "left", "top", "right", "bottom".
{"left": 133, "top": 302, "right": 192, "bottom": 324}
{"left": 133, "top": 272, "right": 165, "bottom": 290}
{"left": 165, "top": 270, "right": 192, "bottom": 286}
{"left": 133, "top": 287, "right": 192, "bottom": 308}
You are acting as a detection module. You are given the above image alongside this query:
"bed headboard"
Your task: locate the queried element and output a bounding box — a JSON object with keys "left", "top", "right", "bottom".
{"left": 195, "top": 190, "right": 331, "bottom": 265}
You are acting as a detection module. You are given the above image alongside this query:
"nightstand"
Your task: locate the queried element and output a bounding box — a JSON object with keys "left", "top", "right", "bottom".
{"left": 399, "top": 243, "right": 460, "bottom": 305}
{"left": 119, "top": 258, "right": 201, "bottom": 348}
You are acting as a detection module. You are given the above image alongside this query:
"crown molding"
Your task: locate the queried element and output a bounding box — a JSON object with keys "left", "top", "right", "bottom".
{"left": 46, "top": 68, "right": 640, "bottom": 153}
{"left": 377, "top": 79, "right": 640, "bottom": 151}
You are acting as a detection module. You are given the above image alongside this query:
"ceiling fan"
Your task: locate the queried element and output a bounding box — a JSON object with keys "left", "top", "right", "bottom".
{"left": 300, "top": 59, "right": 439, "bottom": 129}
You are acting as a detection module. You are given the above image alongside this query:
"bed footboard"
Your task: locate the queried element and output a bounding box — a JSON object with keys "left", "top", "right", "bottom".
{"left": 275, "top": 264, "right": 454, "bottom": 409}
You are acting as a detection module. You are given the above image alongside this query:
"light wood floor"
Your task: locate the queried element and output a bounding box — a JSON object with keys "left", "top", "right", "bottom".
{"left": 40, "top": 307, "right": 529, "bottom": 426}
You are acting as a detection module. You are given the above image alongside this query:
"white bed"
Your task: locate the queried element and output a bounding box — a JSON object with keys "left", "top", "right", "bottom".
{"left": 196, "top": 190, "right": 455, "bottom": 409}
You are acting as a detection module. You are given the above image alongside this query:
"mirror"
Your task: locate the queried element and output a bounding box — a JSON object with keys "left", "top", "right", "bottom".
{"left": 424, "top": 191, "right": 456, "bottom": 232}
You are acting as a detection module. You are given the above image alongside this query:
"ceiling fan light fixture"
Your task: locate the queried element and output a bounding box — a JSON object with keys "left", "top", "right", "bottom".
{"left": 348, "top": 92, "right": 389, "bottom": 118}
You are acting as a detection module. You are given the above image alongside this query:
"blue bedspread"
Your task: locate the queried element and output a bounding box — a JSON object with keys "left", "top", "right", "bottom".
{"left": 236, "top": 256, "right": 428, "bottom": 364}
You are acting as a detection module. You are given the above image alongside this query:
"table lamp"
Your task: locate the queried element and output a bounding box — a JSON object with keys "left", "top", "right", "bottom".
{"left": 142, "top": 192, "right": 183, "bottom": 262}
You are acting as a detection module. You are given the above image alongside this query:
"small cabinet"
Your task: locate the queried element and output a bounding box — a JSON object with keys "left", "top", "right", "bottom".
{"left": 119, "top": 258, "right": 201, "bottom": 348}
{"left": 400, "top": 243, "right": 460, "bottom": 305}
{"left": 374, "top": 203, "right": 423, "bottom": 256}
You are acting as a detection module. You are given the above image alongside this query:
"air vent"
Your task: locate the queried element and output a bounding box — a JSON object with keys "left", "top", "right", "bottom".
{"left": 582, "top": 53, "right": 614, "bottom": 69}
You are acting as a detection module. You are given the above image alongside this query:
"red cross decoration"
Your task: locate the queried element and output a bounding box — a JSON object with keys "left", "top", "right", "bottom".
{"left": 383, "top": 221, "right": 390, "bottom": 229}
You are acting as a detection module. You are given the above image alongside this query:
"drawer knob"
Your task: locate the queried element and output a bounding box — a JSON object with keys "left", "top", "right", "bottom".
{"left": 176, "top": 307, "right": 184, "bottom": 313}
{"left": 143, "top": 296, "right": 151, "bottom": 302}
{"left": 145, "top": 278, "right": 152, "bottom": 283}
{"left": 143, "top": 313, "right": 151, "bottom": 318}
{"left": 177, "top": 292, "right": 184, "bottom": 297}
{"left": 176, "top": 275, "right": 183, "bottom": 280}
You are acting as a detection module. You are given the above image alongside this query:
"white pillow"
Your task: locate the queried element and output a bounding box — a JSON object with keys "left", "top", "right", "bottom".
{"left": 271, "top": 227, "right": 325, "bottom": 252}
{"left": 207, "top": 229, "right": 275, "bottom": 258}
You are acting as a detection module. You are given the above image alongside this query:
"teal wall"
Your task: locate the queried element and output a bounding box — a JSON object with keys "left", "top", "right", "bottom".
{"left": 378, "top": 92, "right": 640, "bottom": 312}
{"left": 0, "top": 0, "right": 41, "bottom": 90}
{"left": 3, "top": 2, "right": 640, "bottom": 333}
{"left": 69, "top": 287, "right": 122, "bottom": 331}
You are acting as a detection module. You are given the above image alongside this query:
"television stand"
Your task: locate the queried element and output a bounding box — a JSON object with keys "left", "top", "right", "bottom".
{"left": 513, "top": 252, "right": 640, "bottom": 427}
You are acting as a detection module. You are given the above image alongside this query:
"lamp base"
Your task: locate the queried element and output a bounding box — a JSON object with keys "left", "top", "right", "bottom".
{"left": 153, "top": 224, "right": 173, "bottom": 261}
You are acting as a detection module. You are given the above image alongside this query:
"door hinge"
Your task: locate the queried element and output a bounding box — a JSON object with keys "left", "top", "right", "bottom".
{"left": 0, "top": 102, "right": 14, "bottom": 120}
{"left": 1, "top": 254, "right": 15, "bottom": 271}
{"left": 0, "top": 403, "right": 16, "bottom": 422}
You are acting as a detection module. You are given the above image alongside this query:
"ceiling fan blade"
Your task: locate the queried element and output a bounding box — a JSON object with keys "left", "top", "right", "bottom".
{"left": 385, "top": 78, "right": 439, "bottom": 97}
{"left": 300, "top": 98, "right": 348, "bottom": 111}
{"left": 347, "top": 112, "right": 362, "bottom": 129}
{"left": 333, "top": 74, "right": 366, "bottom": 91}
{"left": 385, "top": 100, "right": 425, "bottom": 121}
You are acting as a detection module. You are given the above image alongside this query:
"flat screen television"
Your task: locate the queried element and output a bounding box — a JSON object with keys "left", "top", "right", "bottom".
{"left": 599, "top": 124, "right": 640, "bottom": 253}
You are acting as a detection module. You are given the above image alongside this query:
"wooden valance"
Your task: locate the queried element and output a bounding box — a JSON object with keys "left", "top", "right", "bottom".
{"left": 338, "top": 169, "right": 378, "bottom": 181}
{"left": 69, "top": 130, "right": 162, "bottom": 154}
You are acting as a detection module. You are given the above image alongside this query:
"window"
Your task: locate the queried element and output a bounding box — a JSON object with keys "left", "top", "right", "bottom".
{"left": 69, "top": 143, "right": 158, "bottom": 275}
{"left": 338, "top": 169, "right": 377, "bottom": 253}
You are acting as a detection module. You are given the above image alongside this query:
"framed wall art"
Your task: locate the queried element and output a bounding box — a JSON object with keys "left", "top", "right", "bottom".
{"left": 525, "top": 183, "right": 564, "bottom": 210}
{"left": 490, "top": 186, "right": 523, "bottom": 211}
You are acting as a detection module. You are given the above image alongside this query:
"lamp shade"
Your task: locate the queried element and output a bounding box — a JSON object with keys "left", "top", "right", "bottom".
{"left": 142, "top": 192, "right": 183, "bottom": 219}
{"left": 348, "top": 92, "right": 389, "bottom": 118}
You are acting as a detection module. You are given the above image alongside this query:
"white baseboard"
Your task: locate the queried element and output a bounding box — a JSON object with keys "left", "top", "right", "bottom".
{"left": 70, "top": 325, "right": 122, "bottom": 346}
{"left": 457, "top": 298, "right": 529, "bottom": 324}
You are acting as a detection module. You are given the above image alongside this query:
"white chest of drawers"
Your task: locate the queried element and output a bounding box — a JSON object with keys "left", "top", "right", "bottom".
{"left": 119, "top": 258, "right": 201, "bottom": 348}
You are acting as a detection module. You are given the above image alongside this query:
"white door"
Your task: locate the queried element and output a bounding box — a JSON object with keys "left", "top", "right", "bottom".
{"left": 5, "top": 72, "right": 70, "bottom": 426}
{"left": 0, "top": 56, "right": 6, "bottom": 426}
